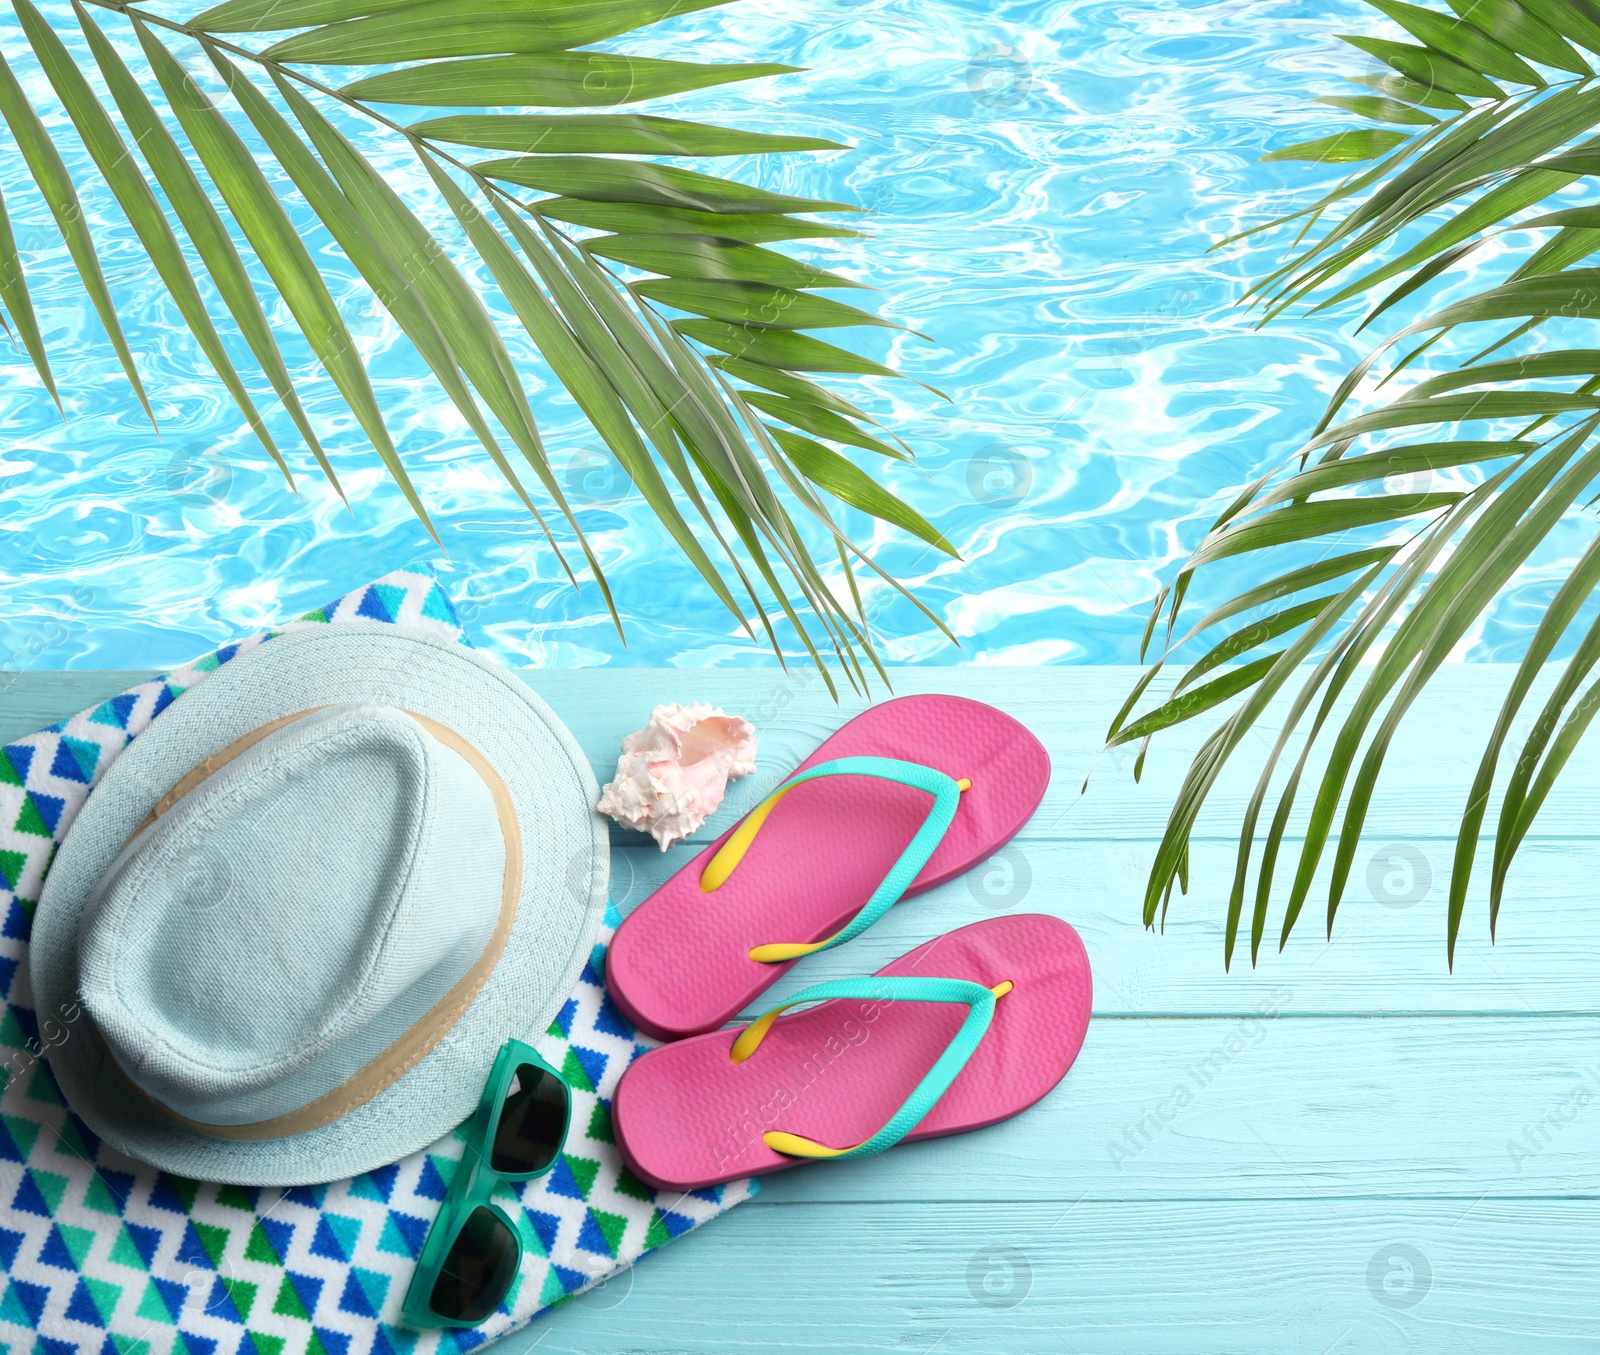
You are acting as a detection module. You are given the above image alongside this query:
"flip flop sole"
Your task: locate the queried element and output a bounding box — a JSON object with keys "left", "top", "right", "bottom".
{"left": 607, "top": 695, "right": 1051, "bottom": 1041}
{"left": 613, "top": 914, "right": 1092, "bottom": 1192}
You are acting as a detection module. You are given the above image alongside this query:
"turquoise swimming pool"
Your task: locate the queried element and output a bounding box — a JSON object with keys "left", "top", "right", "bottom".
{"left": 0, "top": 0, "right": 1497, "bottom": 672}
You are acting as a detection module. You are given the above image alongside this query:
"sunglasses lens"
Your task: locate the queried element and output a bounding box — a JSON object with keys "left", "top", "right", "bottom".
{"left": 430, "top": 1206, "right": 518, "bottom": 1324}
{"left": 491, "top": 1062, "right": 569, "bottom": 1175}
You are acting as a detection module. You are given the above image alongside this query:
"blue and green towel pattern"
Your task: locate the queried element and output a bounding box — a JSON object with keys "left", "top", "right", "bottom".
{"left": 0, "top": 567, "right": 755, "bottom": 1355}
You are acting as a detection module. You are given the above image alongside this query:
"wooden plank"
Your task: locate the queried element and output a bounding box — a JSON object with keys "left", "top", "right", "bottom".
{"left": 520, "top": 665, "right": 1600, "bottom": 845}
{"left": 6, "top": 671, "right": 1600, "bottom": 1013}
{"left": 674, "top": 1013, "right": 1600, "bottom": 1205}
{"left": 0, "top": 671, "right": 155, "bottom": 745}
{"left": 610, "top": 836, "right": 1600, "bottom": 1016}
{"left": 8, "top": 666, "right": 1600, "bottom": 843}
{"left": 515, "top": 1199, "right": 1600, "bottom": 1353}
{"left": 528, "top": 668, "right": 1600, "bottom": 844}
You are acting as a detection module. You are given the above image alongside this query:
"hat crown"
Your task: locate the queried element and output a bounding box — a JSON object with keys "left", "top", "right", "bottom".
{"left": 78, "top": 703, "right": 507, "bottom": 1127}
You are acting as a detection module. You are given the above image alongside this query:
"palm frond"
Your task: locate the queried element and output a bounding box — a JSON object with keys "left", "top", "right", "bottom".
{"left": 0, "top": 0, "right": 949, "bottom": 681}
{"left": 1114, "top": 0, "right": 1600, "bottom": 967}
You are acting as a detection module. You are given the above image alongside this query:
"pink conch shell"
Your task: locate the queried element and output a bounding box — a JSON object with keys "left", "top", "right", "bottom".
{"left": 597, "top": 703, "right": 759, "bottom": 850}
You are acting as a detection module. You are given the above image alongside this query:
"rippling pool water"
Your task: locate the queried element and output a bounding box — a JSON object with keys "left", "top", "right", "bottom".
{"left": 0, "top": 0, "right": 1490, "bottom": 672}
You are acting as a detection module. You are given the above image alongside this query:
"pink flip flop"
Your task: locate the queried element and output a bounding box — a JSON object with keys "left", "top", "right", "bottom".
{"left": 606, "top": 695, "right": 1051, "bottom": 1041}
{"left": 612, "top": 914, "right": 1091, "bottom": 1191}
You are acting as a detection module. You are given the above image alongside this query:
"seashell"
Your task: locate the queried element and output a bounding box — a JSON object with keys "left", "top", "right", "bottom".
{"left": 597, "top": 702, "right": 759, "bottom": 850}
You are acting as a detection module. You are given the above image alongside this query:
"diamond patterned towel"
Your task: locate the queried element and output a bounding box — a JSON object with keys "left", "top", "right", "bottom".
{"left": 0, "top": 567, "right": 756, "bottom": 1355}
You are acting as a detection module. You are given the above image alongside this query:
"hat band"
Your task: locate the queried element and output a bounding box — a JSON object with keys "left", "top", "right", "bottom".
{"left": 108, "top": 707, "right": 523, "bottom": 1141}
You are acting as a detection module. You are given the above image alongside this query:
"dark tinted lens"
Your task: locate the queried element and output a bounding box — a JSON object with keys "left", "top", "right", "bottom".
{"left": 491, "top": 1062, "right": 569, "bottom": 1175}
{"left": 429, "top": 1206, "right": 518, "bottom": 1324}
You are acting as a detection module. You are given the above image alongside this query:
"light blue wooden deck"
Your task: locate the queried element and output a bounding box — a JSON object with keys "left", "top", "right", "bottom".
{"left": 5, "top": 666, "right": 1599, "bottom": 1353}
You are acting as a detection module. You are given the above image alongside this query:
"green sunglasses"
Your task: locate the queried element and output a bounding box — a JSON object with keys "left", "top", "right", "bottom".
{"left": 401, "top": 1038, "right": 572, "bottom": 1328}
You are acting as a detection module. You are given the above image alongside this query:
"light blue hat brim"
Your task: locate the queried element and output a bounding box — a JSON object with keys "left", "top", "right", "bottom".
{"left": 29, "top": 623, "right": 609, "bottom": 1187}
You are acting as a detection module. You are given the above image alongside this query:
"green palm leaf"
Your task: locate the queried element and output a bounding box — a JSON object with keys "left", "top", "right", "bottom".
{"left": 1115, "top": 0, "right": 1600, "bottom": 965}
{"left": 339, "top": 52, "right": 791, "bottom": 105}
{"left": 0, "top": 0, "right": 942, "bottom": 682}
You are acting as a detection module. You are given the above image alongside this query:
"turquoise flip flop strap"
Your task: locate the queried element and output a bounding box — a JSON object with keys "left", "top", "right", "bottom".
{"left": 729, "top": 974, "right": 1008, "bottom": 1160}
{"left": 697, "top": 756, "right": 970, "bottom": 964}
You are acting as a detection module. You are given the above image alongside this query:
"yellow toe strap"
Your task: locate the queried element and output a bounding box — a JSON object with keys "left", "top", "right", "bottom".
{"left": 700, "top": 783, "right": 799, "bottom": 894}
{"left": 762, "top": 1131, "right": 850, "bottom": 1159}
{"left": 748, "top": 936, "right": 834, "bottom": 964}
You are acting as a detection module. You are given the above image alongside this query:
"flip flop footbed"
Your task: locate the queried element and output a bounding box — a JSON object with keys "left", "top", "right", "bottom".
{"left": 613, "top": 914, "right": 1092, "bottom": 1191}
{"left": 606, "top": 695, "right": 1051, "bottom": 1041}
